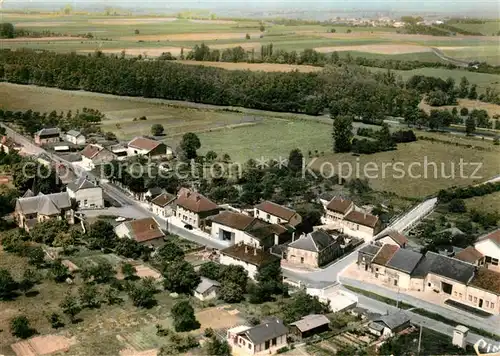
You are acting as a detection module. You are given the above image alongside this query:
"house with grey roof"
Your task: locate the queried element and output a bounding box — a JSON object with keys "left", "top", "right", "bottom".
{"left": 64, "top": 130, "right": 86, "bottom": 145}
{"left": 227, "top": 317, "right": 288, "bottom": 355}
{"left": 194, "top": 277, "right": 220, "bottom": 301}
{"left": 368, "top": 311, "right": 411, "bottom": 337}
{"left": 66, "top": 176, "right": 104, "bottom": 209}
{"left": 286, "top": 230, "right": 349, "bottom": 268}
{"left": 15, "top": 192, "right": 74, "bottom": 231}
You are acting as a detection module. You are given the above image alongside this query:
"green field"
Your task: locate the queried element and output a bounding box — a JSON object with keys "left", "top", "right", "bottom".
{"left": 451, "top": 20, "right": 500, "bottom": 36}
{"left": 2, "top": 82, "right": 499, "bottom": 199}
{"left": 1, "top": 12, "right": 498, "bottom": 66}
{"left": 465, "top": 191, "right": 500, "bottom": 213}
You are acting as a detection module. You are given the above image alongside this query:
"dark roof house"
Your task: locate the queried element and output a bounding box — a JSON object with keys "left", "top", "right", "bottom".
{"left": 411, "top": 252, "right": 476, "bottom": 284}
{"left": 36, "top": 128, "right": 60, "bottom": 137}
{"left": 370, "top": 311, "right": 411, "bottom": 332}
{"left": 237, "top": 317, "right": 288, "bottom": 346}
{"left": 67, "top": 176, "right": 98, "bottom": 192}
{"left": 386, "top": 249, "right": 423, "bottom": 274}
{"left": 288, "top": 230, "right": 337, "bottom": 253}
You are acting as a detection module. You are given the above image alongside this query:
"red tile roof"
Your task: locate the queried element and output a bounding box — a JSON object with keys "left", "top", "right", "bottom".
{"left": 221, "top": 243, "right": 279, "bottom": 267}
{"left": 326, "top": 197, "right": 353, "bottom": 214}
{"left": 151, "top": 192, "right": 176, "bottom": 207}
{"left": 128, "top": 137, "right": 161, "bottom": 152}
{"left": 372, "top": 244, "right": 399, "bottom": 266}
{"left": 126, "top": 217, "right": 165, "bottom": 243}
{"left": 175, "top": 189, "right": 218, "bottom": 213}
{"left": 81, "top": 144, "right": 102, "bottom": 159}
{"left": 211, "top": 211, "right": 255, "bottom": 230}
{"left": 385, "top": 231, "right": 408, "bottom": 247}
{"left": 255, "top": 201, "right": 296, "bottom": 221}
{"left": 345, "top": 211, "right": 379, "bottom": 228}
{"left": 455, "top": 246, "right": 484, "bottom": 263}
{"left": 477, "top": 229, "right": 500, "bottom": 245}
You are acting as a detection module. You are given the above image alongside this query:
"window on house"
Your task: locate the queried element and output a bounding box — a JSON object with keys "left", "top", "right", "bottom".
{"left": 486, "top": 301, "right": 489, "bottom": 307}
{"left": 300, "top": 257, "right": 304, "bottom": 264}
{"left": 376, "top": 268, "right": 379, "bottom": 272}
{"left": 248, "top": 343, "right": 251, "bottom": 350}
{"left": 454, "top": 291, "right": 457, "bottom": 297}
{"left": 486, "top": 256, "right": 492, "bottom": 263}
{"left": 492, "top": 258, "right": 499, "bottom": 266}
{"left": 474, "top": 297, "right": 477, "bottom": 303}
{"left": 266, "top": 214, "right": 270, "bottom": 220}
{"left": 428, "top": 283, "right": 431, "bottom": 287}
{"left": 469, "top": 295, "right": 472, "bottom": 301}
{"left": 272, "top": 338, "right": 277, "bottom": 346}
{"left": 491, "top": 303, "right": 494, "bottom": 309}
{"left": 394, "top": 279, "right": 398, "bottom": 286}
{"left": 459, "top": 293, "right": 462, "bottom": 298}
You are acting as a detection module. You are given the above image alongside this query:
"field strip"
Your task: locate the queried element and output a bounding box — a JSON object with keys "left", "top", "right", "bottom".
{"left": 13, "top": 21, "right": 75, "bottom": 27}
{"left": 89, "top": 17, "right": 177, "bottom": 25}
{"left": 79, "top": 47, "right": 186, "bottom": 57}
{"left": 314, "top": 43, "right": 431, "bottom": 54}
{"left": 0, "top": 36, "right": 83, "bottom": 42}
{"left": 120, "top": 32, "right": 261, "bottom": 41}
{"left": 168, "top": 122, "right": 260, "bottom": 137}
{"left": 177, "top": 60, "right": 323, "bottom": 72}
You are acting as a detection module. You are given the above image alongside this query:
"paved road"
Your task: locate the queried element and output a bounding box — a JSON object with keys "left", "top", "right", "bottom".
{"left": 431, "top": 47, "right": 471, "bottom": 67}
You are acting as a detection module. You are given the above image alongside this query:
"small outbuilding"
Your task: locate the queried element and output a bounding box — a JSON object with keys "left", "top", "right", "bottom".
{"left": 368, "top": 311, "right": 411, "bottom": 337}
{"left": 289, "top": 314, "right": 330, "bottom": 339}
{"left": 194, "top": 277, "right": 220, "bottom": 301}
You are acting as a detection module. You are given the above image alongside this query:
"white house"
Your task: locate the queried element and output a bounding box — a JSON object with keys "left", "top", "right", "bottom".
{"left": 66, "top": 176, "right": 104, "bottom": 208}
{"left": 219, "top": 243, "right": 279, "bottom": 280}
{"left": 194, "top": 277, "right": 220, "bottom": 301}
{"left": 64, "top": 130, "right": 86, "bottom": 145}
{"left": 150, "top": 192, "right": 176, "bottom": 218}
{"left": 227, "top": 317, "right": 288, "bottom": 355}
{"left": 474, "top": 229, "right": 500, "bottom": 273}
{"left": 254, "top": 201, "right": 302, "bottom": 228}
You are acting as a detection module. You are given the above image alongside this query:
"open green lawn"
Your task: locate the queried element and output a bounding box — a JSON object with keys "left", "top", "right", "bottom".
{"left": 441, "top": 45, "right": 500, "bottom": 66}
{"left": 451, "top": 20, "right": 500, "bottom": 36}
{"left": 2, "top": 82, "right": 499, "bottom": 199}
{"left": 465, "top": 191, "right": 500, "bottom": 213}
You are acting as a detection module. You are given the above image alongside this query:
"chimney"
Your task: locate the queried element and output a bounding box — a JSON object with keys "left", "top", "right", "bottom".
{"left": 245, "top": 245, "right": 248, "bottom": 254}
{"left": 196, "top": 195, "right": 201, "bottom": 202}
{"left": 364, "top": 212, "right": 367, "bottom": 219}
{"left": 254, "top": 247, "right": 257, "bottom": 256}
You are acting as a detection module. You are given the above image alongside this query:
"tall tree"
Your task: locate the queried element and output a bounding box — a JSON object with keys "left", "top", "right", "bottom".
{"left": 0, "top": 269, "right": 17, "bottom": 300}
{"left": 332, "top": 115, "right": 353, "bottom": 153}
{"left": 465, "top": 116, "right": 476, "bottom": 135}
{"left": 151, "top": 124, "right": 165, "bottom": 136}
{"left": 162, "top": 260, "right": 200, "bottom": 295}
{"left": 179, "top": 132, "right": 201, "bottom": 160}
{"left": 171, "top": 300, "right": 200, "bottom": 332}
{"left": 288, "top": 149, "right": 303, "bottom": 174}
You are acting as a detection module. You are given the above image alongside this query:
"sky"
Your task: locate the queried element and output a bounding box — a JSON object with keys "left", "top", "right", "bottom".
{"left": 4, "top": 0, "right": 500, "bottom": 16}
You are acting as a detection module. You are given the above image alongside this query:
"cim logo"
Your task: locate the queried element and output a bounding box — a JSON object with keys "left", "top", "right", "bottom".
{"left": 474, "top": 339, "right": 500, "bottom": 356}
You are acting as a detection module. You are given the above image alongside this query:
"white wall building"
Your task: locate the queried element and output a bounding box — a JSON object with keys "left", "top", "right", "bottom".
{"left": 66, "top": 176, "right": 104, "bottom": 208}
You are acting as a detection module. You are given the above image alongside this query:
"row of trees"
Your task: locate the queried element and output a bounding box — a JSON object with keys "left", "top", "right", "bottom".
{"left": 177, "top": 41, "right": 500, "bottom": 76}
{"left": 438, "top": 182, "right": 500, "bottom": 203}
{"left": 0, "top": 49, "right": 419, "bottom": 117}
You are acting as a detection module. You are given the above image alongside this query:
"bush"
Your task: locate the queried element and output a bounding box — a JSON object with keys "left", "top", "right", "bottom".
{"left": 448, "top": 199, "right": 467, "bottom": 213}
{"left": 10, "top": 316, "right": 35, "bottom": 339}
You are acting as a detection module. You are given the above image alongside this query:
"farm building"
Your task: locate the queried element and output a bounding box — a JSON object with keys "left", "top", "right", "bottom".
{"left": 289, "top": 314, "right": 330, "bottom": 339}
{"left": 127, "top": 137, "right": 173, "bottom": 158}
{"left": 368, "top": 311, "right": 411, "bottom": 337}
{"left": 115, "top": 217, "right": 165, "bottom": 247}
{"left": 194, "top": 277, "right": 220, "bottom": 301}
{"left": 254, "top": 200, "right": 302, "bottom": 228}
{"left": 64, "top": 130, "right": 86, "bottom": 145}
{"left": 80, "top": 144, "right": 117, "bottom": 170}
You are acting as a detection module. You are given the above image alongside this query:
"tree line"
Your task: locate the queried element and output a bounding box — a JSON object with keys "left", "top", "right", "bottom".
{"left": 179, "top": 42, "right": 500, "bottom": 75}
{"left": 0, "top": 49, "right": 418, "bottom": 117}
{"left": 0, "top": 22, "right": 92, "bottom": 39}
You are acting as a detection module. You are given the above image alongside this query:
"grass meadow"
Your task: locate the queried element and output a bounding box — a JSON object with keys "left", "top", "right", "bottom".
{"left": 1, "top": 82, "right": 499, "bottom": 199}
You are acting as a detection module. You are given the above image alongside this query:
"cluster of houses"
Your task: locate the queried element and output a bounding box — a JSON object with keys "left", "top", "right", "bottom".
{"left": 358, "top": 228, "right": 500, "bottom": 316}
{"left": 33, "top": 127, "right": 173, "bottom": 171}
